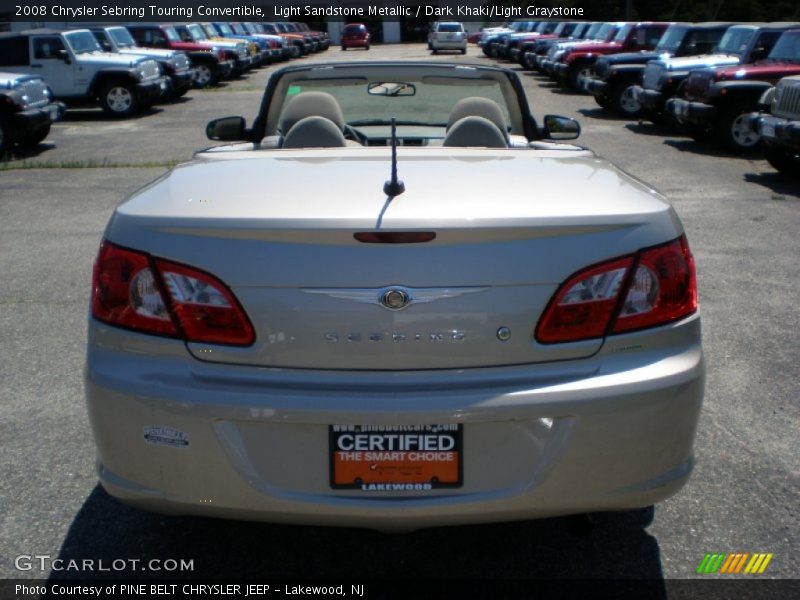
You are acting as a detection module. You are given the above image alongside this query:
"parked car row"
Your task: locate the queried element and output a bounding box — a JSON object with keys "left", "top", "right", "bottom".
{"left": 0, "top": 21, "right": 329, "bottom": 154}
{"left": 477, "top": 19, "right": 800, "bottom": 176}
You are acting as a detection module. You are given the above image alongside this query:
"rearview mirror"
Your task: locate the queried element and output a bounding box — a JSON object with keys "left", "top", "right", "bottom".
{"left": 368, "top": 82, "right": 417, "bottom": 97}
{"left": 206, "top": 116, "right": 247, "bottom": 141}
{"left": 542, "top": 115, "right": 580, "bottom": 140}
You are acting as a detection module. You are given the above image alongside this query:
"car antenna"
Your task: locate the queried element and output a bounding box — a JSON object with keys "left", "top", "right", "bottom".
{"left": 383, "top": 118, "right": 405, "bottom": 198}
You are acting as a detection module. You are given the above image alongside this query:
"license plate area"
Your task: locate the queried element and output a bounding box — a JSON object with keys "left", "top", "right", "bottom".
{"left": 329, "top": 425, "right": 463, "bottom": 491}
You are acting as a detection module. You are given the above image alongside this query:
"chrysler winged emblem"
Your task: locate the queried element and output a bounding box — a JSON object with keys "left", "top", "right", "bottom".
{"left": 302, "top": 286, "right": 486, "bottom": 310}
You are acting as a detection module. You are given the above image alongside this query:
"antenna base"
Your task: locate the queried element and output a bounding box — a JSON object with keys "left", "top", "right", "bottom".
{"left": 383, "top": 180, "right": 405, "bottom": 197}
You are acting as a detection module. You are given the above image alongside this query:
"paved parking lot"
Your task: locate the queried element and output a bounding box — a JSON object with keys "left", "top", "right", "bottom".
{"left": 1, "top": 43, "right": 798, "bottom": 583}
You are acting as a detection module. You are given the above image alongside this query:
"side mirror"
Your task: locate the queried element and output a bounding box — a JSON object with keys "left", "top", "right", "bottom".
{"left": 542, "top": 115, "right": 580, "bottom": 140}
{"left": 57, "top": 49, "right": 71, "bottom": 64}
{"left": 206, "top": 116, "right": 247, "bottom": 141}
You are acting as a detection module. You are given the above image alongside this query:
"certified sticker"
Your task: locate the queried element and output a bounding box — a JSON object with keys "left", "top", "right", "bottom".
{"left": 144, "top": 426, "right": 189, "bottom": 448}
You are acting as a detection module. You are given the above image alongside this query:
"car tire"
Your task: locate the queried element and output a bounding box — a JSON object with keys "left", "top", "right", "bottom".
{"left": 0, "top": 114, "right": 13, "bottom": 155}
{"left": 341, "top": 46, "right": 346, "bottom": 51}
{"left": 461, "top": 48, "right": 467, "bottom": 55}
{"left": 611, "top": 82, "right": 642, "bottom": 118}
{"left": 715, "top": 102, "right": 761, "bottom": 154}
{"left": 594, "top": 94, "right": 612, "bottom": 110}
{"left": 100, "top": 81, "right": 139, "bottom": 117}
{"left": 17, "top": 124, "right": 51, "bottom": 148}
{"left": 764, "top": 144, "right": 800, "bottom": 178}
{"left": 568, "top": 64, "right": 591, "bottom": 91}
{"left": 194, "top": 64, "right": 216, "bottom": 88}
{"left": 365, "top": 44, "right": 370, "bottom": 51}
{"left": 432, "top": 49, "right": 438, "bottom": 55}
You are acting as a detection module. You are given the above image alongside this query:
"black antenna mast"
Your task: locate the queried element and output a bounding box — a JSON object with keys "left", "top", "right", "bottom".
{"left": 383, "top": 118, "right": 405, "bottom": 198}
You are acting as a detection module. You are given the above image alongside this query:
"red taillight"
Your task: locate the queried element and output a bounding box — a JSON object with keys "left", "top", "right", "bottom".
{"left": 91, "top": 241, "right": 254, "bottom": 346}
{"left": 535, "top": 235, "right": 697, "bottom": 344}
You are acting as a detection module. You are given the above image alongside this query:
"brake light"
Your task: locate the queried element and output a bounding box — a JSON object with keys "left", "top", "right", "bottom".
{"left": 91, "top": 241, "right": 254, "bottom": 346}
{"left": 536, "top": 235, "right": 697, "bottom": 344}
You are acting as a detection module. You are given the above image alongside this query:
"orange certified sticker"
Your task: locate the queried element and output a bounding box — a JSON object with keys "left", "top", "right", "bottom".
{"left": 329, "top": 425, "right": 463, "bottom": 491}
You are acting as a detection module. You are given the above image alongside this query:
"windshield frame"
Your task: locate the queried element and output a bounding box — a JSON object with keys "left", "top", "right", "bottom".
{"left": 655, "top": 24, "right": 688, "bottom": 54}
{"left": 186, "top": 24, "right": 209, "bottom": 42}
{"left": 107, "top": 27, "right": 136, "bottom": 49}
{"left": 714, "top": 26, "right": 755, "bottom": 56}
{"left": 767, "top": 30, "right": 800, "bottom": 62}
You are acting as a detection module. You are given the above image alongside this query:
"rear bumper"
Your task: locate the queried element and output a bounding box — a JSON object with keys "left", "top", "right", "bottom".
{"left": 667, "top": 98, "right": 716, "bottom": 125}
{"left": 342, "top": 39, "right": 369, "bottom": 48}
{"left": 432, "top": 40, "right": 467, "bottom": 50}
{"left": 86, "top": 315, "right": 704, "bottom": 531}
{"left": 750, "top": 113, "right": 800, "bottom": 147}
{"left": 12, "top": 101, "right": 65, "bottom": 130}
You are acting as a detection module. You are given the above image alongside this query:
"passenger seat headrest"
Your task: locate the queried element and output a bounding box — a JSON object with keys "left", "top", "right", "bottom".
{"left": 443, "top": 116, "right": 509, "bottom": 148}
{"left": 282, "top": 116, "right": 347, "bottom": 149}
{"left": 279, "top": 91, "right": 346, "bottom": 134}
{"left": 447, "top": 97, "right": 508, "bottom": 139}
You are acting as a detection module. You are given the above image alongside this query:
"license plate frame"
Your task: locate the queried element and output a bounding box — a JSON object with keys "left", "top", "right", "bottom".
{"left": 329, "top": 425, "right": 463, "bottom": 490}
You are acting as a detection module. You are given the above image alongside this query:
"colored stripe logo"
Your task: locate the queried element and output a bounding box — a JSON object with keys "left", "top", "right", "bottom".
{"left": 697, "top": 553, "right": 773, "bottom": 574}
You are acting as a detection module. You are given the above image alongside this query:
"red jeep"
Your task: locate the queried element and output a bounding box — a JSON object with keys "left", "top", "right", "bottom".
{"left": 554, "top": 22, "right": 670, "bottom": 90}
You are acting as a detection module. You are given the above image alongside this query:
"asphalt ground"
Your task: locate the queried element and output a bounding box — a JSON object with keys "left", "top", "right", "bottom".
{"left": 0, "top": 43, "right": 798, "bottom": 589}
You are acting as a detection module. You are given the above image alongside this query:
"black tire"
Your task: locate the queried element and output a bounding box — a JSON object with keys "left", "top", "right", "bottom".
{"left": 365, "top": 44, "right": 370, "bottom": 51}
{"left": 432, "top": 49, "right": 438, "bottom": 55}
{"left": 0, "top": 113, "right": 13, "bottom": 155}
{"left": 683, "top": 123, "right": 713, "bottom": 142}
{"left": 341, "top": 46, "right": 346, "bottom": 51}
{"left": 594, "top": 94, "right": 612, "bottom": 110}
{"left": 17, "top": 124, "right": 51, "bottom": 148}
{"left": 715, "top": 102, "right": 761, "bottom": 154}
{"left": 99, "top": 80, "right": 139, "bottom": 117}
{"left": 568, "top": 64, "right": 591, "bottom": 91}
{"left": 610, "top": 82, "right": 643, "bottom": 118}
{"left": 764, "top": 144, "right": 800, "bottom": 178}
{"left": 461, "top": 48, "right": 467, "bottom": 55}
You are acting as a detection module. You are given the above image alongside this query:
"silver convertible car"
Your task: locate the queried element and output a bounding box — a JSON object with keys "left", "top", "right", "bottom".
{"left": 86, "top": 62, "right": 704, "bottom": 531}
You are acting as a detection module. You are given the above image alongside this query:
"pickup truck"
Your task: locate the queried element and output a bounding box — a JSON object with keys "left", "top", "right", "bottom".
{"left": 631, "top": 23, "right": 793, "bottom": 124}
{"left": 749, "top": 74, "right": 800, "bottom": 176}
{"left": 582, "top": 22, "right": 732, "bottom": 116}
{"left": 0, "top": 29, "right": 164, "bottom": 117}
{"left": 90, "top": 26, "right": 195, "bottom": 98}
{"left": 668, "top": 28, "right": 800, "bottom": 152}
{"left": 554, "top": 22, "right": 670, "bottom": 90}
{"left": 126, "top": 24, "right": 234, "bottom": 88}
{"left": 0, "top": 70, "right": 64, "bottom": 153}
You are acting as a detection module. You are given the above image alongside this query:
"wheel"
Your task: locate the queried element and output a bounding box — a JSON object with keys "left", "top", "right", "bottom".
{"left": 17, "top": 124, "right": 51, "bottom": 147}
{"left": 99, "top": 81, "right": 138, "bottom": 116}
{"left": 365, "top": 44, "right": 370, "bottom": 51}
{"left": 461, "top": 48, "right": 467, "bottom": 55}
{"left": 611, "top": 82, "right": 643, "bottom": 118}
{"left": 341, "top": 46, "right": 346, "bottom": 51}
{"left": 194, "top": 63, "right": 217, "bottom": 88}
{"left": 594, "top": 94, "right": 612, "bottom": 110}
{"left": 764, "top": 144, "right": 800, "bottom": 178}
{"left": 683, "top": 123, "right": 712, "bottom": 142}
{"left": 568, "top": 64, "right": 592, "bottom": 91}
{"left": 427, "top": 42, "right": 432, "bottom": 50}
{"left": 0, "top": 114, "right": 13, "bottom": 154}
{"left": 715, "top": 102, "right": 761, "bottom": 153}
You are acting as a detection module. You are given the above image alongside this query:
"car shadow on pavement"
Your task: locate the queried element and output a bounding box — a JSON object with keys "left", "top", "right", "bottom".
{"left": 623, "top": 122, "right": 676, "bottom": 137}
{"left": 578, "top": 108, "right": 635, "bottom": 122}
{"left": 59, "top": 107, "right": 164, "bottom": 123}
{"left": 662, "top": 139, "right": 760, "bottom": 159}
{"left": 48, "top": 485, "right": 666, "bottom": 588}
{"left": 3, "top": 142, "right": 57, "bottom": 160}
{"left": 743, "top": 172, "right": 800, "bottom": 198}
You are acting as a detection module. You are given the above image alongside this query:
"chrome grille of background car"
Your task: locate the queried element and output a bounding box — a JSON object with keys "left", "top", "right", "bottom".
{"left": 172, "top": 53, "right": 190, "bottom": 72}
{"left": 684, "top": 72, "right": 712, "bottom": 101}
{"left": 19, "top": 78, "right": 49, "bottom": 108}
{"left": 139, "top": 60, "right": 161, "bottom": 81}
{"left": 642, "top": 63, "right": 664, "bottom": 90}
{"left": 774, "top": 80, "right": 800, "bottom": 119}
{"left": 238, "top": 45, "right": 248, "bottom": 59}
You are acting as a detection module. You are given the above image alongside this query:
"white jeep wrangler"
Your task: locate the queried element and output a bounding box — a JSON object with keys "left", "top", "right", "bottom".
{"left": 0, "top": 28, "right": 166, "bottom": 116}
